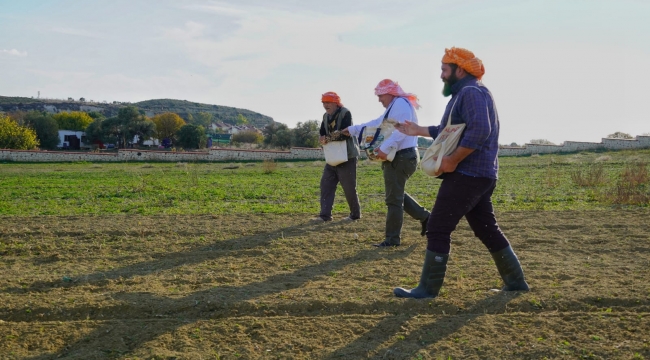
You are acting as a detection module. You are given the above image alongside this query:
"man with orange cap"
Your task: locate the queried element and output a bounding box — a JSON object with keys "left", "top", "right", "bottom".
{"left": 313, "top": 92, "right": 361, "bottom": 222}
{"left": 393, "top": 47, "right": 530, "bottom": 298}
{"left": 342, "top": 80, "right": 430, "bottom": 247}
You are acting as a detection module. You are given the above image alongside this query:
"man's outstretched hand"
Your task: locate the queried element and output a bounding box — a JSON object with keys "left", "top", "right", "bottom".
{"left": 394, "top": 121, "right": 427, "bottom": 137}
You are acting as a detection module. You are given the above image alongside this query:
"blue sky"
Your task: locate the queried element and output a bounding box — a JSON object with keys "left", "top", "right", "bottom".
{"left": 1, "top": 0, "right": 649, "bottom": 144}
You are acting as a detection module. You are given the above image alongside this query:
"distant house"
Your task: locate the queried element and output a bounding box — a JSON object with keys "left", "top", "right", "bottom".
{"left": 58, "top": 130, "right": 88, "bottom": 150}
{"left": 211, "top": 122, "right": 261, "bottom": 135}
{"left": 211, "top": 122, "right": 233, "bottom": 133}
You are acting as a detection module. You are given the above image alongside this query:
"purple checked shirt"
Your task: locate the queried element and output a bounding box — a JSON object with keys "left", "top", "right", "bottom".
{"left": 427, "top": 76, "right": 500, "bottom": 179}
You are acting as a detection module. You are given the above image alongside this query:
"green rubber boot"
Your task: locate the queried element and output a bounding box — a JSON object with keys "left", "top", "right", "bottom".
{"left": 394, "top": 250, "right": 448, "bottom": 299}
{"left": 491, "top": 246, "right": 530, "bottom": 291}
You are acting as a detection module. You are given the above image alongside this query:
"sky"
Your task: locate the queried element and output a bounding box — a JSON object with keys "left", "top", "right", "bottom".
{"left": 1, "top": 0, "right": 649, "bottom": 145}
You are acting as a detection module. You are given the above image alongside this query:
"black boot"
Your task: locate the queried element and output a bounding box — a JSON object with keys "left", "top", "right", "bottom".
{"left": 491, "top": 246, "right": 530, "bottom": 291}
{"left": 394, "top": 250, "right": 448, "bottom": 298}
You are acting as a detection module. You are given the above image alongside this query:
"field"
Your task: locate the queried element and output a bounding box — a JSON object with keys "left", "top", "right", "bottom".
{"left": 1, "top": 150, "right": 649, "bottom": 359}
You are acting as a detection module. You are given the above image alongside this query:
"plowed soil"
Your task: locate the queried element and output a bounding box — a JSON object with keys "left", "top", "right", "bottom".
{"left": 1, "top": 210, "right": 649, "bottom": 359}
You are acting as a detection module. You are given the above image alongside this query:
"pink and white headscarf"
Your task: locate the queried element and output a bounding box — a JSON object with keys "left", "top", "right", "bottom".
{"left": 374, "top": 79, "right": 421, "bottom": 109}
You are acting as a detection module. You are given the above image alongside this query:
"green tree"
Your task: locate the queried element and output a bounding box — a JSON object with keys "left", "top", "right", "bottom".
{"left": 192, "top": 112, "right": 213, "bottom": 128}
{"left": 607, "top": 131, "right": 633, "bottom": 139}
{"left": 262, "top": 122, "right": 289, "bottom": 145}
{"left": 232, "top": 130, "right": 263, "bottom": 144}
{"left": 85, "top": 118, "right": 105, "bottom": 145}
{"left": 129, "top": 119, "right": 156, "bottom": 146}
{"left": 0, "top": 115, "right": 40, "bottom": 149}
{"left": 273, "top": 128, "right": 293, "bottom": 149}
{"left": 24, "top": 111, "right": 59, "bottom": 150}
{"left": 185, "top": 112, "right": 194, "bottom": 125}
{"left": 292, "top": 120, "right": 319, "bottom": 148}
{"left": 87, "top": 111, "right": 105, "bottom": 120}
{"left": 118, "top": 107, "right": 155, "bottom": 146}
{"left": 152, "top": 112, "right": 186, "bottom": 144}
{"left": 52, "top": 111, "right": 94, "bottom": 131}
{"left": 176, "top": 124, "right": 206, "bottom": 149}
{"left": 100, "top": 116, "right": 125, "bottom": 147}
{"left": 236, "top": 114, "right": 248, "bottom": 126}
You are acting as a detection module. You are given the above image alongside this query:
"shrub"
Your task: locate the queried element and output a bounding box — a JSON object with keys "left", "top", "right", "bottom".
{"left": 232, "top": 130, "right": 263, "bottom": 144}
{"left": 176, "top": 124, "right": 207, "bottom": 149}
{"left": 604, "top": 162, "right": 649, "bottom": 205}
{"left": 262, "top": 159, "right": 277, "bottom": 174}
{"left": 606, "top": 132, "right": 633, "bottom": 139}
{"left": 0, "top": 115, "right": 40, "bottom": 150}
{"left": 570, "top": 163, "right": 606, "bottom": 187}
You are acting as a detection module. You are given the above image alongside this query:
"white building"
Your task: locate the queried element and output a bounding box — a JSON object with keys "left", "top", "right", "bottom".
{"left": 58, "top": 130, "right": 88, "bottom": 150}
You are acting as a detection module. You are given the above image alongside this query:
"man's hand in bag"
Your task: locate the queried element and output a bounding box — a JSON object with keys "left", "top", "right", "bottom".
{"left": 435, "top": 147, "right": 475, "bottom": 176}
{"left": 375, "top": 148, "right": 388, "bottom": 161}
{"left": 434, "top": 156, "right": 458, "bottom": 176}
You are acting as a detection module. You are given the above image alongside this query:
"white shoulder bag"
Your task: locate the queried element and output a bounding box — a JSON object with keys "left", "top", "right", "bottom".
{"left": 421, "top": 86, "right": 486, "bottom": 176}
{"left": 322, "top": 109, "right": 349, "bottom": 166}
{"left": 322, "top": 141, "right": 348, "bottom": 166}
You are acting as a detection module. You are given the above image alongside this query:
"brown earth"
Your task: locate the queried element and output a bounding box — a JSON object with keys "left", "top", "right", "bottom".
{"left": 1, "top": 210, "right": 649, "bottom": 359}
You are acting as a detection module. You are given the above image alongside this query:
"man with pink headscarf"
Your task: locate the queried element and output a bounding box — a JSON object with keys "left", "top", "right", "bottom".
{"left": 342, "top": 79, "right": 430, "bottom": 247}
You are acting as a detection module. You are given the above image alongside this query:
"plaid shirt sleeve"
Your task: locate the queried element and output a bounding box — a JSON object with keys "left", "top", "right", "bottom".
{"left": 457, "top": 88, "right": 491, "bottom": 150}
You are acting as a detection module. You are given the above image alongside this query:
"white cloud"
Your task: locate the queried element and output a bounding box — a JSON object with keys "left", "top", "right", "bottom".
{"left": 1, "top": 49, "right": 27, "bottom": 57}
{"left": 164, "top": 3, "right": 438, "bottom": 125}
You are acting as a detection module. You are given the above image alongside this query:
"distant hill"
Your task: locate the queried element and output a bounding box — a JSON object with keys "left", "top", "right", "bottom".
{"left": 0, "top": 96, "right": 274, "bottom": 128}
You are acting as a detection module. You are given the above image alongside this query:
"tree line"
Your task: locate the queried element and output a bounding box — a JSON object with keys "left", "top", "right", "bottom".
{"left": 0, "top": 107, "right": 323, "bottom": 151}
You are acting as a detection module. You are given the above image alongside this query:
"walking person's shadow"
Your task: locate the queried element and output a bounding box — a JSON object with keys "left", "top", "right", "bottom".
{"left": 18, "top": 220, "right": 417, "bottom": 359}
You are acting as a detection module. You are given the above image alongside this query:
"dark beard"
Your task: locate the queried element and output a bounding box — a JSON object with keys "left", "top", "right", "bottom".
{"left": 441, "top": 72, "right": 459, "bottom": 97}
{"left": 442, "top": 82, "right": 452, "bottom": 97}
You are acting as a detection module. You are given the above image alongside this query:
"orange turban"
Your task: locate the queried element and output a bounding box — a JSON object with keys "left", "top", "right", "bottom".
{"left": 442, "top": 47, "right": 485, "bottom": 80}
{"left": 321, "top": 91, "right": 342, "bottom": 106}
{"left": 374, "top": 79, "right": 421, "bottom": 109}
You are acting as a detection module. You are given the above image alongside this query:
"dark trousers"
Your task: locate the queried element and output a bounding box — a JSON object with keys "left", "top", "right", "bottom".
{"left": 319, "top": 158, "right": 361, "bottom": 220}
{"left": 382, "top": 150, "right": 430, "bottom": 244}
{"left": 426, "top": 172, "right": 510, "bottom": 254}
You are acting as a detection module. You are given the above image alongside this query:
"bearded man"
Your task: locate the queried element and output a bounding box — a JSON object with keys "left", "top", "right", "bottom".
{"left": 393, "top": 47, "right": 530, "bottom": 298}
{"left": 342, "top": 79, "right": 430, "bottom": 247}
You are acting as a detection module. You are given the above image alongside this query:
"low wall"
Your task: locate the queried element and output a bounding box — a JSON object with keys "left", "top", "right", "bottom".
{"left": 0, "top": 147, "right": 326, "bottom": 163}
{"left": 2, "top": 136, "right": 649, "bottom": 162}
{"left": 498, "top": 135, "right": 650, "bottom": 157}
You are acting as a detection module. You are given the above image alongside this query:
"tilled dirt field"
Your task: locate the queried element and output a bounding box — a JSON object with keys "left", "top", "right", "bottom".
{"left": 1, "top": 210, "right": 649, "bottom": 359}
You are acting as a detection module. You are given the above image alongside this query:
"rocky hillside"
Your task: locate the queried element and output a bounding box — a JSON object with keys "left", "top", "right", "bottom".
{"left": 0, "top": 96, "right": 274, "bottom": 128}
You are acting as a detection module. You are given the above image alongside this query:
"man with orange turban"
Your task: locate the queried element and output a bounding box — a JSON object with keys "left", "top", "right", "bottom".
{"left": 342, "top": 80, "right": 430, "bottom": 247}
{"left": 393, "top": 47, "right": 529, "bottom": 298}
{"left": 313, "top": 91, "right": 361, "bottom": 222}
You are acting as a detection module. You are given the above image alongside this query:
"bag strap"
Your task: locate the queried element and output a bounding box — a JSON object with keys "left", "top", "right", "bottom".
{"left": 336, "top": 108, "right": 348, "bottom": 131}
{"left": 363, "top": 101, "right": 396, "bottom": 147}
{"left": 446, "top": 86, "right": 492, "bottom": 127}
{"left": 323, "top": 107, "right": 348, "bottom": 137}
{"left": 322, "top": 113, "right": 331, "bottom": 136}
